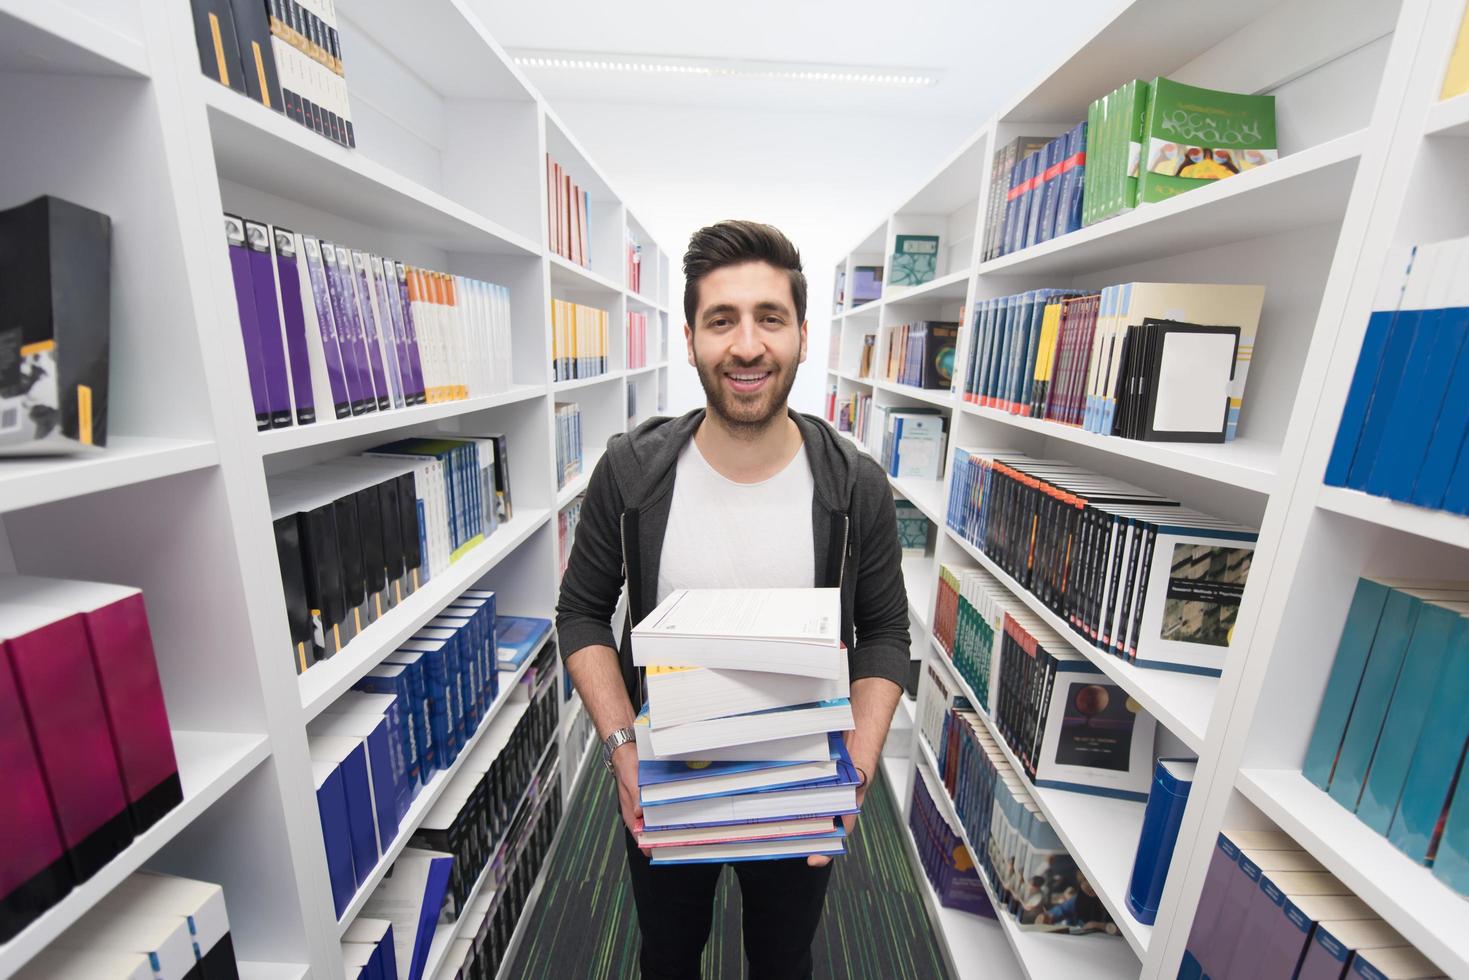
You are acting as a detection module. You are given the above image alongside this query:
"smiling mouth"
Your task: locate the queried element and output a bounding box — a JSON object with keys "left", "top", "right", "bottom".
{"left": 724, "top": 370, "right": 772, "bottom": 393}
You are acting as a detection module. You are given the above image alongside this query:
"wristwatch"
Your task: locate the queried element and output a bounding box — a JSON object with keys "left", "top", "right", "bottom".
{"left": 602, "top": 727, "right": 635, "bottom": 771}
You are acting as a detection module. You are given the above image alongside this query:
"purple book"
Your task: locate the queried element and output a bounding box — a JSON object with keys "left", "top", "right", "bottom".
{"left": 242, "top": 219, "right": 294, "bottom": 428}
{"left": 270, "top": 226, "right": 316, "bottom": 425}
{"left": 321, "top": 241, "right": 370, "bottom": 415}
{"left": 332, "top": 244, "right": 377, "bottom": 414}
{"left": 301, "top": 235, "right": 352, "bottom": 419}
{"left": 395, "top": 261, "right": 428, "bottom": 405}
{"left": 224, "top": 214, "right": 271, "bottom": 430}
{"left": 369, "top": 255, "right": 407, "bottom": 409}
{"left": 351, "top": 250, "right": 392, "bottom": 411}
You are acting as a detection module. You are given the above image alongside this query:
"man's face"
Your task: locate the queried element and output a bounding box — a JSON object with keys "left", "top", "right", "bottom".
{"left": 686, "top": 261, "right": 807, "bottom": 433}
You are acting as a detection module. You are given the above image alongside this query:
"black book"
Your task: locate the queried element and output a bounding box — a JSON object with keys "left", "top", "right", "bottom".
{"left": 188, "top": 0, "right": 247, "bottom": 93}
{"left": 225, "top": 0, "right": 285, "bottom": 113}
{"left": 295, "top": 501, "right": 346, "bottom": 659}
{"left": 330, "top": 494, "right": 368, "bottom": 631}
{"left": 353, "top": 487, "right": 387, "bottom": 615}
{"left": 1137, "top": 318, "right": 1241, "bottom": 443}
{"left": 273, "top": 514, "right": 313, "bottom": 674}
{"left": 377, "top": 479, "right": 404, "bottom": 588}
{"left": 395, "top": 473, "right": 422, "bottom": 590}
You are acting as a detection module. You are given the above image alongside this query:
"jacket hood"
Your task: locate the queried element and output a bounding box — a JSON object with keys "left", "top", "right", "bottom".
{"left": 604, "top": 407, "right": 861, "bottom": 513}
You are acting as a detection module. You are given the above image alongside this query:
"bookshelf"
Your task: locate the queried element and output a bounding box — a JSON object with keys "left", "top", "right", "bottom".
{"left": 837, "top": 0, "right": 1469, "bottom": 976}
{"left": 0, "top": 1, "right": 668, "bottom": 976}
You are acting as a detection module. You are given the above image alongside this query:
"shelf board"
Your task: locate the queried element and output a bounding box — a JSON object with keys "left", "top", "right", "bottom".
{"left": 202, "top": 84, "right": 538, "bottom": 256}
{"left": 555, "top": 448, "right": 602, "bottom": 509}
{"left": 625, "top": 364, "right": 659, "bottom": 378}
{"left": 335, "top": 654, "right": 541, "bottom": 934}
{"left": 0, "top": 436, "right": 219, "bottom": 514}
{"left": 549, "top": 254, "right": 624, "bottom": 296}
{"left": 883, "top": 270, "right": 971, "bottom": 306}
{"left": 625, "top": 290, "right": 660, "bottom": 310}
{"left": 926, "top": 653, "right": 1153, "bottom": 959}
{"left": 911, "top": 745, "right": 1139, "bottom": 979}
{"left": 903, "top": 554, "right": 935, "bottom": 632}
{"left": 1425, "top": 92, "right": 1469, "bottom": 138}
{"left": 256, "top": 386, "right": 546, "bottom": 456}
{"left": 978, "top": 130, "right": 1365, "bottom": 279}
{"left": 1317, "top": 485, "right": 1469, "bottom": 551}
{"left": 957, "top": 402, "right": 1279, "bottom": 494}
{"left": 836, "top": 370, "right": 875, "bottom": 387}
{"left": 0, "top": 0, "right": 148, "bottom": 77}
{"left": 872, "top": 378, "right": 957, "bottom": 409}
{"left": 0, "top": 731, "right": 271, "bottom": 974}
{"left": 891, "top": 475, "right": 947, "bottom": 527}
{"left": 237, "top": 963, "right": 309, "bottom": 980}
{"left": 552, "top": 372, "right": 622, "bottom": 393}
{"left": 1237, "top": 769, "right": 1469, "bottom": 979}
{"left": 298, "top": 509, "right": 551, "bottom": 719}
{"left": 843, "top": 299, "right": 883, "bottom": 318}
{"left": 945, "top": 527, "right": 1213, "bottom": 753}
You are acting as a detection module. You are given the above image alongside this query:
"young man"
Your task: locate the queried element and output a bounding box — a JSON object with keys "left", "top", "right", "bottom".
{"left": 556, "top": 220, "right": 910, "bottom": 979}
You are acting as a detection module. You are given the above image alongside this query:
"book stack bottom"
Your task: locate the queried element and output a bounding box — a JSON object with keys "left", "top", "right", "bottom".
{"left": 629, "top": 588, "right": 859, "bottom": 865}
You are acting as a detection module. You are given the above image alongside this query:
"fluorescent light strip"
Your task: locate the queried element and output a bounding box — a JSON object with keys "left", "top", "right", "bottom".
{"left": 512, "top": 53, "right": 938, "bottom": 87}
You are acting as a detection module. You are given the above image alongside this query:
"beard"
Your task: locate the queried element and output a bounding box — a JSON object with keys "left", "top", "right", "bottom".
{"left": 693, "top": 351, "right": 799, "bottom": 436}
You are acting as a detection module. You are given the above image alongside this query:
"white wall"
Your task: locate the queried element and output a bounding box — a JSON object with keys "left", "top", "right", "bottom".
{"left": 550, "top": 100, "right": 975, "bottom": 416}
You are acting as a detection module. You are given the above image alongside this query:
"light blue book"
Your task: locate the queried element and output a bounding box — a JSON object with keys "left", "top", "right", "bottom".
{"left": 1388, "top": 622, "right": 1469, "bottom": 862}
{"left": 1356, "top": 601, "right": 1464, "bottom": 832}
{"left": 1327, "top": 589, "right": 1421, "bottom": 808}
{"left": 639, "top": 736, "right": 844, "bottom": 806}
{"left": 1304, "top": 580, "right": 1393, "bottom": 788}
{"left": 1433, "top": 762, "right": 1469, "bottom": 893}
{"left": 495, "top": 615, "right": 551, "bottom": 669}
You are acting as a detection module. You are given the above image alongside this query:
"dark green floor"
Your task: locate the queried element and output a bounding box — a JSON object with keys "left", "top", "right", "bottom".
{"left": 508, "top": 754, "right": 953, "bottom": 979}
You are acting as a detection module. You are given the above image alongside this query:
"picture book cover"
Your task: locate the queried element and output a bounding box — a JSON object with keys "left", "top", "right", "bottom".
{"left": 851, "top": 265, "right": 883, "bottom": 304}
{"left": 890, "top": 235, "right": 940, "bottom": 286}
{"left": 1138, "top": 78, "right": 1277, "bottom": 205}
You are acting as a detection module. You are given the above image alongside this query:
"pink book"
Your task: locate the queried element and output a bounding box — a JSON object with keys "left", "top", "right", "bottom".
{"left": 0, "top": 651, "right": 72, "bottom": 942}
{"left": 1, "top": 604, "right": 133, "bottom": 882}
{"left": 0, "top": 578, "right": 180, "bottom": 832}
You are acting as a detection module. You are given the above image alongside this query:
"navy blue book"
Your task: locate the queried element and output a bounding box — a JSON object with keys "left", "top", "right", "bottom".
{"left": 496, "top": 615, "right": 552, "bottom": 669}
{"left": 312, "top": 760, "right": 357, "bottom": 918}
{"left": 1324, "top": 245, "right": 1416, "bottom": 486}
{"left": 1126, "top": 757, "right": 1196, "bottom": 924}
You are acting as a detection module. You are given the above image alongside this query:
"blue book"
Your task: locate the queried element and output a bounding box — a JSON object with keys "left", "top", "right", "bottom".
{"left": 312, "top": 761, "right": 357, "bottom": 917}
{"left": 1032, "top": 139, "right": 1064, "bottom": 248}
{"left": 1346, "top": 244, "right": 1444, "bottom": 490}
{"left": 1005, "top": 150, "right": 1039, "bottom": 257}
{"left": 356, "top": 664, "right": 422, "bottom": 791}
{"left": 378, "top": 654, "right": 431, "bottom": 778}
{"left": 1325, "top": 245, "right": 1417, "bottom": 486}
{"left": 312, "top": 737, "right": 380, "bottom": 888}
{"left": 313, "top": 701, "right": 406, "bottom": 838}
{"left": 1356, "top": 600, "right": 1464, "bottom": 833}
{"left": 1367, "top": 241, "right": 1469, "bottom": 500}
{"left": 384, "top": 648, "right": 447, "bottom": 771}
{"left": 1433, "top": 754, "right": 1469, "bottom": 893}
{"left": 1410, "top": 297, "right": 1469, "bottom": 508}
{"left": 649, "top": 825, "right": 847, "bottom": 865}
{"left": 455, "top": 588, "right": 501, "bottom": 704}
{"left": 640, "top": 757, "right": 860, "bottom": 831}
{"left": 1388, "top": 615, "right": 1469, "bottom": 861}
{"left": 495, "top": 615, "right": 552, "bottom": 669}
{"left": 425, "top": 619, "right": 481, "bottom": 725}
{"left": 445, "top": 595, "right": 497, "bottom": 705}
{"left": 1303, "top": 579, "right": 1393, "bottom": 789}
{"left": 1126, "top": 757, "right": 1195, "bottom": 924}
{"left": 1328, "top": 588, "right": 1422, "bottom": 808}
{"left": 639, "top": 735, "right": 845, "bottom": 806}
{"left": 400, "top": 636, "right": 463, "bottom": 755}
{"left": 362, "top": 848, "right": 453, "bottom": 980}
{"left": 1053, "top": 122, "right": 1087, "bottom": 240}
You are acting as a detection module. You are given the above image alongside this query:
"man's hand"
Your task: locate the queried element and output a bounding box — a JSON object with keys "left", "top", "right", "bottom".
{"left": 806, "top": 774, "right": 868, "bottom": 868}
{"left": 611, "top": 741, "right": 651, "bottom": 856}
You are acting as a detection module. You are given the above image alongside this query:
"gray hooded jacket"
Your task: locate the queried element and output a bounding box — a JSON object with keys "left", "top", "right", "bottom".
{"left": 554, "top": 406, "right": 911, "bottom": 706}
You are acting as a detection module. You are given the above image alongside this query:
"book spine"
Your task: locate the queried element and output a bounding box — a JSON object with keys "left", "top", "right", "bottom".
{"left": 224, "top": 215, "right": 272, "bottom": 430}
{"left": 271, "top": 226, "right": 317, "bottom": 425}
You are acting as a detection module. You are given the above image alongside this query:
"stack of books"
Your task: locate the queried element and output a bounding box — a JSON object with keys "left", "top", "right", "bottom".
{"left": 341, "top": 919, "right": 395, "bottom": 980}
{"left": 188, "top": 0, "right": 356, "bottom": 147}
{"left": 627, "top": 311, "right": 651, "bottom": 370}
{"left": 1325, "top": 237, "right": 1469, "bottom": 511}
{"left": 557, "top": 496, "right": 584, "bottom": 578}
{"left": 909, "top": 766, "right": 996, "bottom": 917}
{"left": 629, "top": 588, "right": 859, "bottom": 864}
{"left": 554, "top": 401, "right": 583, "bottom": 490}
{"left": 550, "top": 299, "right": 610, "bottom": 382}
{"left": 1303, "top": 577, "right": 1469, "bottom": 895}
{"left": 223, "top": 215, "right": 515, "bottom": 431}
{"left": 1179, "top": 829, "right": 1448, "bottom": 980}
{"left": 546, "top": 154, "right": 590, "bottom": 266}
{"left": 23, "top": 871, "right": 238, "bottom": 979}
{"left": 883, "top": 321, "right": 959, "bottom": 389}
{"left": 947, "top": 448, "right": 1258, "bottom": 676}
{"left": 0, "top": 578, "right": 183, "bottom": 943}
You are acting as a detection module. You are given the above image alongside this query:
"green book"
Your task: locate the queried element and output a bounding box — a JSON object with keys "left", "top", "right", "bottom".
{"left": 1121, "top": 79, "right": 1149, "bottom": 210}
{"left": 894, "top": 500, "right": 931, "bottom": 557}
{"left": 1137, "top": 77, "right": 1276, "bottom": 205}
{"left": 890, "top": 234, "right": 940, "bottom": 286}
{"left": 1083, "top": 96, "right": 1102, "bottom": 227}
{"left": 1083, "top": 80, "right": 1147, "bottom": 225}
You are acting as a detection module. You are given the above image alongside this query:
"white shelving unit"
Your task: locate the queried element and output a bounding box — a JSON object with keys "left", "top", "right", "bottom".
{"left": 848, "top": 0, "right": 1469, "bottom": 976}
{"left": 0, "top": 1, "right": 669, "bottom": 976}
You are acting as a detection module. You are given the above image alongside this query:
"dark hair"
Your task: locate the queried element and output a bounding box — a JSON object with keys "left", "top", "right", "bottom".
{"left": 683, "top": 220, "right": 807, "bottom": 328}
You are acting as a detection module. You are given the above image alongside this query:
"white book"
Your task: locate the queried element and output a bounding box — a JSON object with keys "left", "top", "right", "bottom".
{"left": 645, "top": 662, "right": 849, "bottom": 729}
{"left": 1133, "top": 520, "right": 1258, "bottom": 674}
{"left": 14, "top": 949, "right": 152, "bottom": 980}
{"left": 494, "top": 283, "right": 513, "bottom": 392}
{"left": 634, "top": 711, "right": 830, "bottom": 762}
{"left": 296, "top": 234, "right": 350, "bottom": 420}
{"left": 101, "top": 873, "right": 233, "bottom": 972}
{"left": 645, "top": 698, "right": 853, "bottom": 757}
{"left": 637, "top": 815, "right": 836, "bottom": 848}
{"left": 632, "top": 588, "right": 843, "bottom": 679}
{"left": 649, "top": 834, "right": 845, "bottom": 864}
{"left": 640, "top": 781, "right": 857, "bottom": 830}
{"left": 368, "top": 255, "right": 406, "bottom": 409}
{"left": 57, "top": 910, "right": 196, "bottom": 980}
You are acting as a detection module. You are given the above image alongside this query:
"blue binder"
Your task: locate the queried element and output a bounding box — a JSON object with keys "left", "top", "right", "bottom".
{"left": 1126, "top": 757, "right": 1195, "bottom": 924}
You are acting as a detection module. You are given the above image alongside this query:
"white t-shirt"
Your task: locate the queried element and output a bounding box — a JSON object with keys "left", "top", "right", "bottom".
{"left": 656, "top": 436, "right": 815, "bottom": 604}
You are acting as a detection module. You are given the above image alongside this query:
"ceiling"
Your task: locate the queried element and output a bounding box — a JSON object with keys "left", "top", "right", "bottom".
{"left": 470, "top": 0, "right": 1118, "bottom": 119}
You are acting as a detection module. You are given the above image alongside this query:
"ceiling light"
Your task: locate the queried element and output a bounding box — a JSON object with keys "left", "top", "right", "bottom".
{"left": 510, "top": 50, "right": 940, "bottom": 87}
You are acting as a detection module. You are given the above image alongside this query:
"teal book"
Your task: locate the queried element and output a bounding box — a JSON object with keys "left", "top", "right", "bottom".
{"left": 890, "top": 235, "right": 940, "bottom": 286}
{"left": 1434, "top": 758, "right": 1469, "bottom": 893}
{"left": 1355, "top": 601, "right": 1466, "bottom": 832}
{"left": 1137, "top": 78, "right": 1277, "bottom": 206}
{"left": 1302, "top": 579, "right": 1392, "bottom": 790}
{"left": 1389, "top": 618, "right": 1469, "bottom": 862}
{"left": 1326, "top": 589, "right": 1421, "bottom": 808}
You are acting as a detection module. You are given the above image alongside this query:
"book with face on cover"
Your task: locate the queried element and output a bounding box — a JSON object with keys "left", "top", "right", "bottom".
{"left": 632, "top": 588, "right": 843, "bottom": 678}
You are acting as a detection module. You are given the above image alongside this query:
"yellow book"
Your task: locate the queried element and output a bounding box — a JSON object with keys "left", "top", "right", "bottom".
{"left": 1443, "top": 2, "right": 1469, "bottom": 100}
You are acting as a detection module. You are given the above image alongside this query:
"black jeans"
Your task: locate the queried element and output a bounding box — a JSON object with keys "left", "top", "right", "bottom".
{"left": 623, "top": 828, "right": 834, "bottom": 980}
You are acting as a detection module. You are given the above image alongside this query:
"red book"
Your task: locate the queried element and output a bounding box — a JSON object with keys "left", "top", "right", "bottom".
{"left": 1, "top": 604, "right": 133, "bottom": 883}
{"left": 0, "top": 649, "right": 71, "bottom": 942}
{"left": 0, "top": 578, "right": 181, "bottom": 833}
